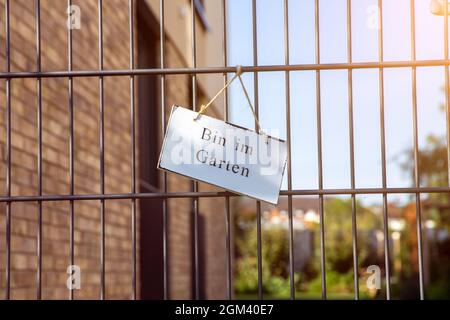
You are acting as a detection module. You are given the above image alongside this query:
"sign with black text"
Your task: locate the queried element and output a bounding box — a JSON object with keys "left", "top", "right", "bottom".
{"left": 158, "top": 106, "right": 287, "bottom": 204}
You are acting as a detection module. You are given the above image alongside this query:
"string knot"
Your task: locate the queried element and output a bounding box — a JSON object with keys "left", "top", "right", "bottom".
{"left": 199, "top": 104, "right": 207, "bottom": 114}
{"left": 193, "top": 104, "right": 207, "bottom": 121}
{"left": 236, "top": 65, "right": 243, "bottom": 76}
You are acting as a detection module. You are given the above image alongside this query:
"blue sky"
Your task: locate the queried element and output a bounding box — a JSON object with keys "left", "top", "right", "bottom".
{"left": 227, "top": 0, "right": 447, "bottom": 204}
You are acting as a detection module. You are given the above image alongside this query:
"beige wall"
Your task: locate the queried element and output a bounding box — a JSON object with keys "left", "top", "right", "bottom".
{"left": 144, "top": 0, "right": 226, "bottom": 113}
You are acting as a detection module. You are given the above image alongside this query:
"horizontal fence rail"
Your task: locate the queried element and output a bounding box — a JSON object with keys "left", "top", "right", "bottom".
{"left": 0, "top": 59, "right": 450, "bottom": 79}
{"left": 2, "top": 186, "right": 450, "bottom": 203}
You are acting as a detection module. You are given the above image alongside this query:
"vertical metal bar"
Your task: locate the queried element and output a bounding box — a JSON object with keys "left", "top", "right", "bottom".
{"left": 190, "top": 0, "right": 200, "bottom": 300}
{"left": 347, "top": 0, "right": 359, "bottom": 300}
{"left": 444, "top": 1, "right": 450, "bottom": 302}
{"left": 98, "top": 0, "right": 106, "bottom": 300}
{"left": 377, "top": 0, "right": 391, "bottom": 300}
{"left": 283, "top": 0, "right": 295, "bottom": 300}
{"left": 224, "top": 198, "right": 232, "bottom": 300}
{"left": 159, "top": 0, "right": 169, "bottom": 301}
{"left": 314, "top": 0, "right": 326, "bottom": 300}
{"left": 251, "top": 0, "right": 263, "bottom": 300}
{"left": 445, "top": 0, "right": 450, "bottom": 185}
{"left": 410, "top": 0, "right": 425, "bottom": 300}
{"left": 4, "top": 0, "right": 11, "bottom": 301}
{"left": 67, "top": 0, "right": 75, "bottom": 301}
{"left": 129, "top": 0, "right": 137, "bottom": 300}
{"left": 35, "top": 0, "right": 43, "bottom": 300}
{"left": 256, "top": 207, "right": 263, "bottom": 298}
{"left": 222, "top": 0, "right": 232, "bottom": 301}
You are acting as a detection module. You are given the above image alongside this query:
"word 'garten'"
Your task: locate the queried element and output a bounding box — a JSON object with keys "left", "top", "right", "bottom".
{"left": 195, "top": 127, "right": 253, "bottom": 178}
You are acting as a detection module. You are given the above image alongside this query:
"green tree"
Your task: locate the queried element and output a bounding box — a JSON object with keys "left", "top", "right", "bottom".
{"left": 233, "top": 197, "right": 382, "bottom": 298}
{"left": 324, "top": 198, "right": 383, "bottom": 273}
{"left": 400, "top": 101, "right": 450, "bottom": 298}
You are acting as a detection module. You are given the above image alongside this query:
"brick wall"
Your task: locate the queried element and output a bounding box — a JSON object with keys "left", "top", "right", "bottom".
{"left": 0, "top": 0, "right": 227, "bottom": 300}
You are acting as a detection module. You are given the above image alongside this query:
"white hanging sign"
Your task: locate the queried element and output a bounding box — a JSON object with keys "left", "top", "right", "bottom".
{"left": 158, "top": 106, "right": 287, "bottom": 204}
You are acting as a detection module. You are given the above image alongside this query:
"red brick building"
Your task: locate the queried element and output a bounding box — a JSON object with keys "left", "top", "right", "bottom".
{"left": 0, "top": 0, "right": 227, "bottom": 300}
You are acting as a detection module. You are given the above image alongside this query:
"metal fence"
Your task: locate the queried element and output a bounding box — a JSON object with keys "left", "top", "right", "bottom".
{"left": 1, "top": 0, "right": 449, "bottom": 300}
